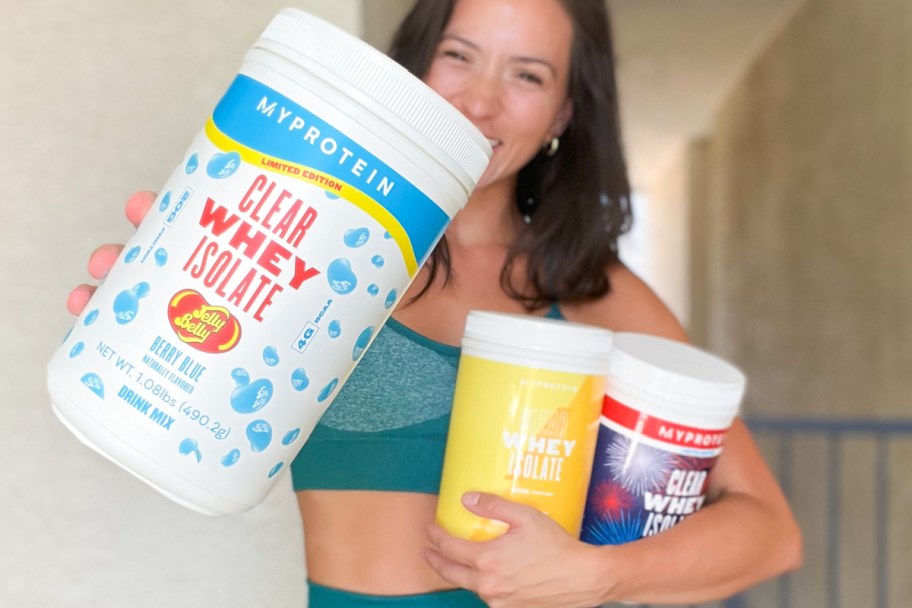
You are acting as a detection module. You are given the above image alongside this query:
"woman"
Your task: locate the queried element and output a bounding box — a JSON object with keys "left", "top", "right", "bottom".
{"left": 68, "top": 0, "right": 802, "bottom": 606}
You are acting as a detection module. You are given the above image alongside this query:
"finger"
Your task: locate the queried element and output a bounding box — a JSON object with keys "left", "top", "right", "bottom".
{"left": 125, "top": 191, "right": 156, "bottom": 227}
{"left": 422, "top": 547, "right": 478, "bottom": 591}
{"left": 427, "top": 523, "right": 489, "bottom": 565}
{"left": 87, "top": 244, "right": 124, "bottom": 280}
{"left": 461, "top": 492, "right": 536, "bottom": 531}
{"left": 66, "top": 284, "right": 96, "bottom": 316}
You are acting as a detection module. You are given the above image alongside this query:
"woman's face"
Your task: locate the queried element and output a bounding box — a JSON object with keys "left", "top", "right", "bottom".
{"left": 424, "top": 0, "right": 574, "bottom": 193}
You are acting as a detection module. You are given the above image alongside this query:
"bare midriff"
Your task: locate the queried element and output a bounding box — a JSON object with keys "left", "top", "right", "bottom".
{"left": 297, "top": 490, "right": 457, "bottom": 595}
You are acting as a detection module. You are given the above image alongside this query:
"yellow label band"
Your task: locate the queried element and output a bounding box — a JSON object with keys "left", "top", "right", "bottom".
{"left": 205, "top": 118, "right": 419, "bottom": 276}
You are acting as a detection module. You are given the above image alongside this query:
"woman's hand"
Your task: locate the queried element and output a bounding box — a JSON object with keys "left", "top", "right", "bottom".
{"left": 66, "top": 191, "right": 156, "bottom": 315}
{"left": 425, "top": 422, "right": 802, "bottom": 607}
{"left": 424, "top": 492, "right": 611, "bottom": 608}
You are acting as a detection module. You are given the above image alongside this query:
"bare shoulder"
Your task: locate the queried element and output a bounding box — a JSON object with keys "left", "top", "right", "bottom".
{"left": 562, "top": 263, "right": 688, "bottom": 342}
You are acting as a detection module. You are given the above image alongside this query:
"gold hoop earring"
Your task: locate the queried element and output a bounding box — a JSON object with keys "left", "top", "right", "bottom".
{"left": 545, "top": 136, "right": 559, "bottom": 157}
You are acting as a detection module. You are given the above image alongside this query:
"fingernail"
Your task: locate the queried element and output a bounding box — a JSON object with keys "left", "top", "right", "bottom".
{"left": 463, "top": 491, "right": 480, "bottom": 506}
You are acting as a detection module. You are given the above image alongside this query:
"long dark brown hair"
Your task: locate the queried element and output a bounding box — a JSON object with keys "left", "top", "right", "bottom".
{"left": 389, "top": 0, "right": 633, "bottom": 309}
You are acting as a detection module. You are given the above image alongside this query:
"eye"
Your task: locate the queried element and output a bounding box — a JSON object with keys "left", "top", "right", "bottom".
{"left": 441, "top": 49, "right": 469, "bottom": 62}
{"left": 517, "top": 71, "right": 544, "bottom": 85}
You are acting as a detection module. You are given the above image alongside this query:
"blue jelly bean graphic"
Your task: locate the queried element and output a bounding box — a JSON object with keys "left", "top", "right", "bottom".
{"left": 185, "top": 153, "right": 199, "bottom": 174}
{"left": 383, "top": 231, "right": 392, "bottom": 239}
{"left": 158, "top": 191, "right": 172, "bottom": 213}
{"left": 246, "top": 420, "right": 273, "bottom": 452}
{"left": 221, "top": 449, "right": 241, "bottom": 467}
{"left": 324, "top": 190, "right": 340, "bottom": 200}
{"left": 124, "top": 246, "right": 141, "bottom": 263}
{"left": 263, "top": 346, "right": 280, "bottom": 366}
{"left": 352, "top": 327, "right": 374, "bottom": 361}
{"left": 328, "top": 320, "right": 342, "bottom": 338}
{"left": 207, "top": 151, "right": 241, "bottom": 179}
{"left": 327, "top": 259, "right": 358, "bottom": 295}
{"left": 113, "top": 282, "right": 150, "bottom": 325}
{"left": 230, "top": 368, "right": 274, "bottom": 414}
{"left": 80, "top": 373, "right": 105, "bottom": 398}
{"left": 83, "top": 309, "right": 99, "bottom": 326}
{"left": 154, "top": 248, "right": 168, "bottom": 267}
{"left": 343, "top": 228, "right": 370, "bottom": 248}
{"left": 291, "top": 369, "right": 310, "bottom": 392}
{"left": 317, "top": 378, "right": 340, "bottom": 404}
{"left": 69, "top": 341, "right": 85, "bottom": 358}
{"left": 267, "top": 462, "right": 284, "bottom": 479}
{"left": 371, "top": 255, "right": 385, "bottom": 268}
{"left": 385, "top": 288, "right": 398, "bottom": 310}
{"left": 179, "top": 438, "right": 202, "bottom": 463}
{"left": 367, "top": 284, "right": 380, "bottom": 297}
{"left": 282, "top": 429, "right": 301, "bottom": 446}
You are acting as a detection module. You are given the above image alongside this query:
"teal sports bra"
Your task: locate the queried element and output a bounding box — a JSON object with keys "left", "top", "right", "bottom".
{"left": 290, "top": 306, "right": 565, "bottom": 493}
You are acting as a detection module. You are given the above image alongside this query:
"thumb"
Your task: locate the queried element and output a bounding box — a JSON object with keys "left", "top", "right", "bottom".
{"left": 461, "top": 492, "right": 538, "bottom": 530}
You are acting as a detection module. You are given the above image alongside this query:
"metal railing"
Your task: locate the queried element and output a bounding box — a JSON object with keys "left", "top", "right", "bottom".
{"left": 728, "top": 416, "right": 912, "bottom": 608}
{"left": 619, "top": 415, "right": 912, "bottom": 608}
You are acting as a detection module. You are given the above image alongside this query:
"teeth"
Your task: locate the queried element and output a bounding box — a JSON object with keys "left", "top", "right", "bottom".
{"left": 487, "top": 138, "right": 500, "bottom": 148}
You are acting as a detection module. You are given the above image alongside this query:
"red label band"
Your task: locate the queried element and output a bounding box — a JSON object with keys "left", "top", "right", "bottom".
{"left": 601, "top": 394, "right": 728, "bottom": 449}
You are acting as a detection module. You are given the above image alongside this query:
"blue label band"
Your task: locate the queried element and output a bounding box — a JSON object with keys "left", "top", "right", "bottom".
{"left": 211, "top": 75, "right": 450, "bottom": 268}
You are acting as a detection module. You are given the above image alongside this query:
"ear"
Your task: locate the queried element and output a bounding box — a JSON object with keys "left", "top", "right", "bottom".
{"left": 550, "top": 98, "right": 574, "bottom": 138}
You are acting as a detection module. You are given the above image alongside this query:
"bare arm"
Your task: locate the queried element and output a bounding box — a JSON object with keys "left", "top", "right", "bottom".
{"left": 593, "top": 417, "right": 801, "bottom": 603}
{"left": 424, "top": 265, "right": 802, "bottom": 607}
{"left": 426, "top": 422, "right": 800, "bottom": 607}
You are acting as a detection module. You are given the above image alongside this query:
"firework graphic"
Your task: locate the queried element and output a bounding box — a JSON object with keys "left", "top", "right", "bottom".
{"left": 588, "top": 480, "right": 635, "bottom": 517}
{"left": 603, "top": 434, "right": 675, "bottom": 495}
{"left": 581, "top": 509, "right": 645, "bottom": 545}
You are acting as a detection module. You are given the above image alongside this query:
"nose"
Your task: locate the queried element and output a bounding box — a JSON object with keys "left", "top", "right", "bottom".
{"left": 457, "top": 72, "right": 500, "bottom": 120}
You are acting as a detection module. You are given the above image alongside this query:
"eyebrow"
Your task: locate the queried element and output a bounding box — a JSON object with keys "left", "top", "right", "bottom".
{"left": 440, "top": 34, "right": 558, "bottom": 77}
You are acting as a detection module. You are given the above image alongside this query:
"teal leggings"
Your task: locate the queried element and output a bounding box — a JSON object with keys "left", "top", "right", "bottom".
{"left": 307, "top": 581, "right": 487, "bottom": 607}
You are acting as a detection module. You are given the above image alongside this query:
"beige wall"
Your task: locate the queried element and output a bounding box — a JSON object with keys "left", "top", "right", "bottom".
{"left": 690, "top": 0, "right": 912, "bottom": 416}
{"left": 621, "top": 146, "right": 693, "bottom": 325}
{"left": 362, "top": 0, "right": 415, "bottom": 52}
{"left": 685, "top": 0, "right": 912, "bottom": 605}
{"left": 0, "top": 2, "right": 407, "bottom": 607}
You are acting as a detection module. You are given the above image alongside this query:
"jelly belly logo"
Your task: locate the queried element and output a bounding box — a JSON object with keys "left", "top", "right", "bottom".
{"left": 168, "top": 289, "right": 241, "bottom": 353}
